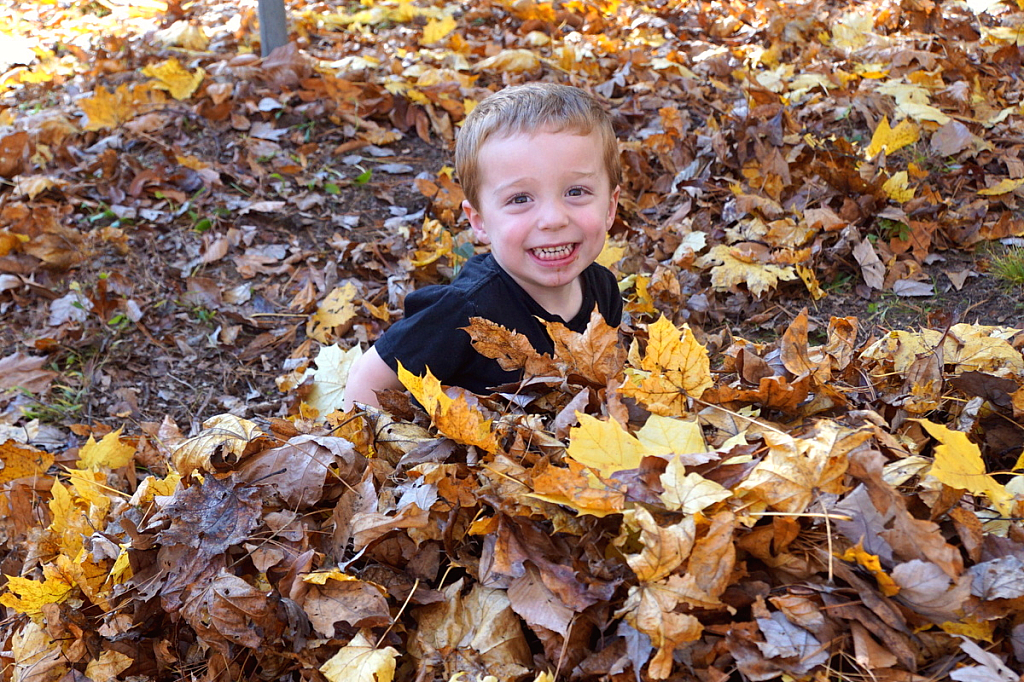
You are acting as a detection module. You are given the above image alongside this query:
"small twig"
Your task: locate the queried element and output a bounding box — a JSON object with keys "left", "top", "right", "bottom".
{"left": 376, "top": 578, "right": 419, "bottom": 648}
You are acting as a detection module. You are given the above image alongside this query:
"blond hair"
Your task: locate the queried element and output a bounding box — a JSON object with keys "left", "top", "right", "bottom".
{"left": 455, "top": 83, "right": 621, "bottom": 209}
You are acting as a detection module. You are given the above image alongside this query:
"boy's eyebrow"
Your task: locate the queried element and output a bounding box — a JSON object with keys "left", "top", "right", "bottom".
{"left": 491, "top": 169, "right": 603, "bottom": 194}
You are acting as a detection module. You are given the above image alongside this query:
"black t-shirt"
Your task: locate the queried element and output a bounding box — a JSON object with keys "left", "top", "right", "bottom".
{"left": 374, "top": 253, "right": 623, "bottom": 394}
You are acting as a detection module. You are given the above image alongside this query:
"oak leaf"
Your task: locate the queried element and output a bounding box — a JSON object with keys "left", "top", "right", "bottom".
{"left": 464, "top": 317, "right": 559, "bottom": 378}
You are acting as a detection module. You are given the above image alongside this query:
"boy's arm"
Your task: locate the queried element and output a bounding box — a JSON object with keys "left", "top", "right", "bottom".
{"left": 342, "top": 346, "right": 403, "bottom": 410}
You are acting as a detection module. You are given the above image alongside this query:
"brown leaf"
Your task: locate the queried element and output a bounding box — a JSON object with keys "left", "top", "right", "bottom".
{"left": 299, "top": 572, "right": 390, "bottom": 636}
{"left": 236, "top": 434, "right": 365, "bottom": 508}
{"left": 157, "top": 474, "right": 262, "bottom": 554}
{"left": 464, "top": 316, "right": 560, "bottom": 377}
{"left": 181, "top": 571, "right": 275, "bottom": 652}
{"left": 544, "top": 309, "right": 625, "bottom": 385}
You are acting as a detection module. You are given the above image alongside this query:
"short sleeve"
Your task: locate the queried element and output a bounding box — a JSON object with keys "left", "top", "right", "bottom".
{"left": 373, "top": 285, "right": 477, "bottom": 382}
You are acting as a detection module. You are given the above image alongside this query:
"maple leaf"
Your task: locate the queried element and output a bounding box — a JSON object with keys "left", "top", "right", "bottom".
{"left": 398, "top": 364, "right": 498, "bottom": 453}
{"left": 696, "top": 244, "right": 799, "bottom": 298}
{"left": 544, "top": 310, "right": 625, "bottom": 385}
{"left": 141, "top": 58, "right": 205, "bottom": 100}
{"left": 0, "top": 561, "right": 74, "bottom": 614}
{"left": 737, "top": 420, "right": 871, "bottom": 513}
{"left": 11, "top": 621, "right": 66, "bottom": 681}
{"left": 171, "top": 414, "right": 264, "bottom": 478}
{"left": 566, "top": 412, "right": 644, "bottom": 480}
{"left": 421, "top": 15, "right": 457, "bottom": 44}
{"left": 0, "top": 440, "right": 54, "bottom": 484}
{"left": 636, "top": 413, "right": 707, "bottom": 457}
{"left": 307, "top": 282, "right": 359, "bottom": 344}
{"left": 623, "top": 507, "right": 696, "bottom": 582}
{"left": 75, "top": 427, "right": 135, "bottom": 470}
{"left": 84, "top": 650, "right": 134, "bottom": 682}
{"left": 303, "top": 343, "right": 363, "bottom": 418}
{"left": 78, "top": 83, "right": 167, "bottom": 131}
{"left": 660, "top": 458, "right": 732, "bottom": 514}
{"left": 464, "top": 317, "right": 559, "bottom": 377}
{"left": 300, "top": 570, "right": 390, "bottom": 636}
{"left": 619, "top": 580, "right": 703, "bottom": 679}
{"left": 917, "top": 419, "right": 1013, "bottom": 516}
{"left": 619, "top": 315, "right": 712, "bottom": 416}
{"left": 321, "top": 631, "right": 398, "bottom": 682}
{"left": 865, "top": 116, "right": 919, "bottom": 158}
{"left": 528, "top": 457, "right": 625, "bottom": 517}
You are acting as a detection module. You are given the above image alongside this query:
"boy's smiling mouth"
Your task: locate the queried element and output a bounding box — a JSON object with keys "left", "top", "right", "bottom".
{"left": 530, "top": 243, "right": 577, "bottom": 261}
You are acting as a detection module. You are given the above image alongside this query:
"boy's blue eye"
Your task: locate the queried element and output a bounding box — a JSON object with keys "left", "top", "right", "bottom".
{"left": 567, "top": 186, "right": 588, "bottom": 197}
{"left": 510, "top": 194, "right": 530, "bottom": 204}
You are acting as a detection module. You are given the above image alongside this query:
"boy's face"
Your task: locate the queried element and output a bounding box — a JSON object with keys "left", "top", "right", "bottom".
{"left": 462, "top": 129, "right": 620, "bottom": 308}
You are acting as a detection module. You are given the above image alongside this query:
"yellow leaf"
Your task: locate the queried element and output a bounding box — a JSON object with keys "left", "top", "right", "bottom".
{"left": 696, "top": 244, "right": 799, "bottom": 297}
{"left": 736, "top": 420, "right": 869, "bottom": 513}
{"left": 978, "top": 177, "right": 1024, "bottom": 196}
{"left": 473, "top": 49, "right": 542, "bottom": 73}
{"left": 12, "top": 621, "right": 66, "bottom": 682}
{"left": 398, "top": 364, "right": 498, "bottom": 452}
{"left": 84, "top": 650, "right": 134, "bottom": 682}
{"left": 303, "top": 343, "right": 363, "bottom": 418}
{"left": 307, "top": 283, "right": 359, "bottom": 344}
{"left": 301, "top": 569, "right": 358, "bottom": 585}
{"left": 528, "top": 457, "right": 625, "bottom": 517}
{"left": 421, "top": 15, "right": 457, "bottom": 44}
{"left": 624, "top": 507, "right": 695, "bottom": 582}
{"left": 0, "top": 563, "right": 75, "bottom": 615}
{"left": 142, "top": 58, "right": 204, "bottom": 100}
{"left": 78, "top": 83, "right": 167, "bottom": 131}
{"left": 917, "top": 419, "right": 1013, "bottom": 516}
{"left": 839, "top": 544, "right": 900, "bottom": 596}
{"left": 796, "top": 264, "right": 826, "bottom": 300}
{"left": 171, "top": 414, "right": 263, "bottom": 478}
{"left": 939, "top": 618, "right": 995, "bottom": 642}
{"left": 865, "top": 116, "right": 919, "bottom": 158}
{"left": 566, "top": 413, "right": 645, "bottom": 479}
{"left": 882, "top": 170, "right": 915, "bottom": 202}
{"left": 0, "top": 440, "right": 54, "bottom": 484}
{"left": 129, "top": 471, "right": 181, "bottom": 506}
{"left": 76, "top": 428, "right": 135, "bottom": 470}
{"left": 619, "top": 315, "right": 713, "bottom": 416}
{"left": 636, "top": 414, "right": 706, "bottom": 457}
{"left": 596, "top": 235, "right": 627, "bottom": 268}
{"left": 108, "top": 545, "right": 133, "bottom": 586}
{"left": 660, "top": 458, "right": 732, "bottom": 514}
{"left": 320, "top": 631, "right": 398, "bottom": 682}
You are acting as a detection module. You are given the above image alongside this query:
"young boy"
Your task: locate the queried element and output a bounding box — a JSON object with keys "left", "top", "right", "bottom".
{"left": 342, "top": 83, "right": 623, "bottom": 410}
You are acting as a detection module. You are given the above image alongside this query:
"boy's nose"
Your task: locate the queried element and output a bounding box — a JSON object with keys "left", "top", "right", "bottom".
{"left": 535, "top": 199, "right": 569, "bottom": 230}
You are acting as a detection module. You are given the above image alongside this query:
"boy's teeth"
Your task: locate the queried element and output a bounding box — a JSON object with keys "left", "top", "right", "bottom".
{"left": 532, "top": 244, "right": 573, "bottom": 260}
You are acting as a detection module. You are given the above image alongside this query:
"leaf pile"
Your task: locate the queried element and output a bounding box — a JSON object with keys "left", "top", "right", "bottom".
{"left": 3, "top": 0, "right": 1024, "bottom": 427}
{"left": 4, "top": 309, "right": 1024, "bottom": 681}
{"left": 5, "top": 0, "right": 1024, "bottom": 680}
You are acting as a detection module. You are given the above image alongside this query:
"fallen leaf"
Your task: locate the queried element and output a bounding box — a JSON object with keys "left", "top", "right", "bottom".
{"left": 320, "top": 631, "right": 398, "bottom": 682}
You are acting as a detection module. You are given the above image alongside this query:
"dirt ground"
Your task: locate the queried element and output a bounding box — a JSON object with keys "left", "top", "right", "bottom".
{"left": 2, "top": 140, "right": 1020, "bottom": 438}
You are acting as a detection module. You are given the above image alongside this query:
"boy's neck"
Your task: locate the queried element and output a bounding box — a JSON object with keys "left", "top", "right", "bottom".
{"left": 500, "top": 265, "right": 584, "bottom": 321}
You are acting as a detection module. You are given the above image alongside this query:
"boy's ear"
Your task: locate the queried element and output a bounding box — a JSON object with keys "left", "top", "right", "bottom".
{"left": 463, "top": 200, "right": 490, "bottom": 244}
{"left": 606, "top": 185, "right": 621, "bottom": 227}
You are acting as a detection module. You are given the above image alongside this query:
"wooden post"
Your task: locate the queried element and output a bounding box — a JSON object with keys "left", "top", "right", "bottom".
{"left": 258, "top": 0, "right": 288, "bottom": 57}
